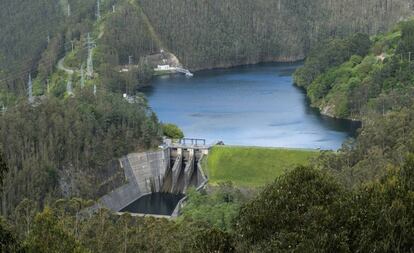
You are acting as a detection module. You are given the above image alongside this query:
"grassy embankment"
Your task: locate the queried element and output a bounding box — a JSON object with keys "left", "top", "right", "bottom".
{"left": 204, "top": 146, "right": 319, "bottom": 188}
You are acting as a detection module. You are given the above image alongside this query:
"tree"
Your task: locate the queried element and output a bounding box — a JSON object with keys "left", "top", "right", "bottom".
{"left": 0, "top": 153, "right": 8, "bottom": 187}
{"left": 193, "top": 227, "right": 234, "bottom": 253}
{"left": 0, "top": 218, "right": 23, "bottom": 253}
{"left": 12, "top": 199, "right": 37, "bottom": 240}
{"left": 0, "top": 91, "right": 162, "bottom": 215}
{"left": 25, "top": 207, "right": 87, "bottom": 253}
{"left": 345, "top": 156, "right": 414, "bottom": 252}
{"left": 162, "top": 124, "right": 184, "bottom": 139}
{"left": 399, "top": 20, "right": 414, "bottom": 54}
{"left": 235, "top": 166, "right": 350, "bottom": 252}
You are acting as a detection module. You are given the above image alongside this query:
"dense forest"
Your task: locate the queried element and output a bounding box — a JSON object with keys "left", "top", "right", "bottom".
{"left": 294, "top": 21, "right": 414, "bottom": 119}
{"left": 0, "top": 161, "right": 413, "bottom": 252}
{"left": 292, "top": 20, "right": 414, "bottom": 191}
{"left": 1, "top": 1, "right": 414, "bottom": 252}
{"left": 0, "top": 0, "right": 99, "bottom": 100}
{"left": 95, "top": 0, "right": 158, "bottom": 94}
{"left": 1, "top": 0, "right": 413, "bottom": 103}
{"left": 0, "top": 91, "right": 161, "bottom": 216}
{"left": 139, "top": 0, "right": 413, "bottom": 70}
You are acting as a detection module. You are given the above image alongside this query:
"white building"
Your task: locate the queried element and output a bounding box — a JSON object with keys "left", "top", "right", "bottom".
{"left": 156, "top": 65, "right": 172, "bottom": 70}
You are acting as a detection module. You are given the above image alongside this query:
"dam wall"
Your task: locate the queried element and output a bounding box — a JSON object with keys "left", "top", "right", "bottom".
{"left": 97, "top": 149, "right": 170, "bottom": 212}
{"left": 95, "top": 141, "right": 209, "bottom": 214}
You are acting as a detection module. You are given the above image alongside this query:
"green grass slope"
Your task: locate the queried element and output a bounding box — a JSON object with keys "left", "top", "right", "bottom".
{"left": 204, "top": 146, "right": 319, "bottom": 188}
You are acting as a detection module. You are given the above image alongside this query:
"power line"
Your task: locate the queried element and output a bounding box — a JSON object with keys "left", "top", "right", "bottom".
{"left": 0, "top": 1, "right": 112, "bottom": 86}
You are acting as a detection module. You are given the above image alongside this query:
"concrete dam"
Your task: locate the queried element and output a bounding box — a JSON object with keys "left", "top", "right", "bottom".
{"left": 94, "top": 139, "right": 209, "bottom": 216}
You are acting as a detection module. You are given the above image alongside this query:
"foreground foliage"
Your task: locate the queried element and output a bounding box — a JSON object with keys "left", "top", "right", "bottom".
{"left": 235, "top": 162, "right": 414, "bottom": 252}
{"left": 180, "top": 183, "right": 247, "bottom": 231}
{"left": 1, "top": 161, "right": 413, "bottom": 252}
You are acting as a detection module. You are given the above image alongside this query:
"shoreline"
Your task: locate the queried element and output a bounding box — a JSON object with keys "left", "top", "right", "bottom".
{"left": 188, "top": 55, "right": 305, "bottom": 73}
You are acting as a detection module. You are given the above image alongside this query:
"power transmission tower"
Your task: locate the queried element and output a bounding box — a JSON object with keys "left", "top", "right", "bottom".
{"left": 46, "top": 79, "right": 50, "bottom": 93}
{"left": 67, "top": 76, "right": 73, "bottom": 95}
{"left": 85, "top": 33, "right": 96, "bottom": 78}
{"left": 80, "top": 64, "right": 85, "bottom": 89}
{"left": 28, "top": 74, "right": 34, "bottom": 103}
{"left": 129, "top": 55, "right": 133, "bottom": 65}
{"left": 96, "top": 0, "right": 101, "bottom": 20}
{"left": 68, "top": 4, "right": 71, "bottom": 17}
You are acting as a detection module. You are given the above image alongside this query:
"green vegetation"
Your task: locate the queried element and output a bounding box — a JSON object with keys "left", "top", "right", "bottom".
{"left": 235, "top": 163, "right": 414, "bottom": 252}
{"left": 2, "top": 197, "right": 235, "bottom": 253}
{"left": 205, "top": 146, "right": 318, "bottom": 187}
{"left": 0, "top": 0, "right": 99, "bottom": 100}
{"left": 1, "top": 0, "right": 412, "bottom": 102}
{"left": 96, "top": 0, "right": 158, "bottom": 94}
{"left": 180, "top": 183, "right": 247, "bottom": 231}
{"left": 292, "top": 20, "right": 414, "bottom": 186}
{"left": 294, "top": 33, "right": 372, "bottom": 91}
{"left": 161, "top": 123, "right": 184, "bottom": 139}
{"left": 1, "top": 161, "right": 413, "bottom": 252}
{"left": 0, "top": 91, "right": 161, "bottom": 215}
{"left": 2, "top": 2, "right": 414, "bottom": 252}
{"left": 295, "top": 20, "right": 414, "bottom": 119}
{"left": 139, "top": 0, "right": 410, "bottom": 70}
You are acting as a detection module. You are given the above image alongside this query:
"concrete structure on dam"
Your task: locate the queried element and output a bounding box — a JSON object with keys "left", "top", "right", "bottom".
{"left": 90, "top": 138, "right": 210, "bottom": 217}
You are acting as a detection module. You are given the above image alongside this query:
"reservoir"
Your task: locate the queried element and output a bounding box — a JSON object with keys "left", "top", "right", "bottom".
{"left": 142, "top": 62, "right": 359, "bottom": 150}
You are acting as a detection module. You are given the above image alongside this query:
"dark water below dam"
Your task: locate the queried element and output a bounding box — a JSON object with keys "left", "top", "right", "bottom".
{"left": 142, "top": 62, "right": 359, "bottom": 150}
{"left": 120, "top": 193, "right": 185, "bottom": 216}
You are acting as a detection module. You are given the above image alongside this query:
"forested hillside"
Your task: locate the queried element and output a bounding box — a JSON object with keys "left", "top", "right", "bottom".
{"left": 0, "top": 0, "right": 62, "bottom": 99}
{"left": 0, "top": 91, "right": 161, "bottom": 216}
{"left": 95, "top": 0, "right": 158, "bottom": 94}
{"left": 139, "top": 0, "right": 413, "bottom": 70}
{"left": 1, "top": 0, "right": 413, "bottom": 101}
{"left": 295, "top": 20, "right": 414, "bottom": 120}
{"left": 0, "top": 0, "right": 118, "bottom": 101}
{"left": 294, "top": 20, "right": 414, "bottom": 188}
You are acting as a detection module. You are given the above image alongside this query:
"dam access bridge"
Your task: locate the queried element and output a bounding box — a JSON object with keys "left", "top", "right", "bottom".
{"left": 89, "top": 138, "right": 211, "bottom": 217}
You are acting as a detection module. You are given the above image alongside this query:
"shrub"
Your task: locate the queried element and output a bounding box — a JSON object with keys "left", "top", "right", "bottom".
{"left": 162, "top": 123, "right": 184, "bottom": 139}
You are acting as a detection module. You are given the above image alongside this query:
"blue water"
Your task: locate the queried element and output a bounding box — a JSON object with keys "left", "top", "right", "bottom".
{"left": 142, "top": 62, "right": 359, "bottom": 150}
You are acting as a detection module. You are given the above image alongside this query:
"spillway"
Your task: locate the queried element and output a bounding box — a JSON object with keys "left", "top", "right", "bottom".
{"left": 90, "top": 139, "right": 210, "bottom": 217}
